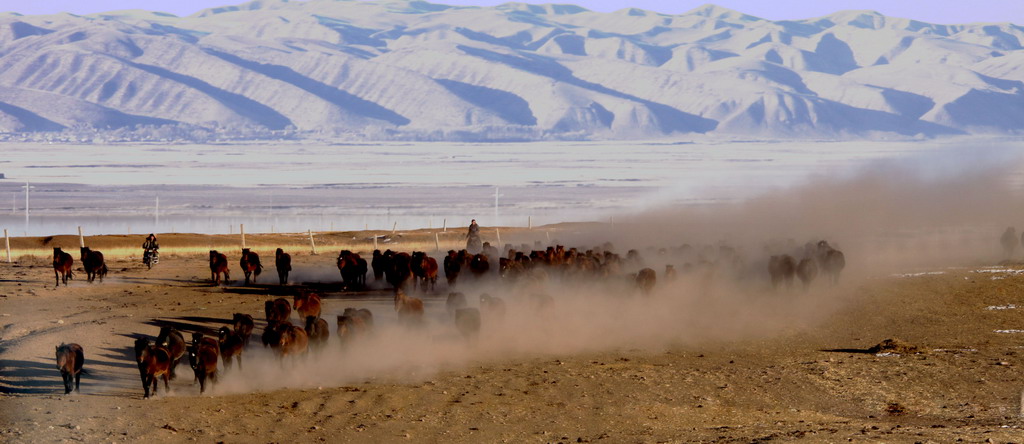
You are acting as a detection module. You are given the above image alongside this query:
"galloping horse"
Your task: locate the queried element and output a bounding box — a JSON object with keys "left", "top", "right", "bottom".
{"left": 52, "top": 247, "right": 74, "bottom": 287}
{"left": 209, "top": 250, "right": 230, "bottom": 285}
{"left": 239, "top": 248, "right": 263, "bottom": 285}
{"left": 79, "top": 247, "right": 108, "bottom": 283}
{"left": 55, "top": 343, "right": 84, "bottom": 394}
{"left": 275, "top": 248, "right": 291, "bottom": 285}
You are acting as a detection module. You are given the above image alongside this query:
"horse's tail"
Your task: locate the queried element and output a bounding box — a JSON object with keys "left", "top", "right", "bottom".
{"left": 254, "top": 263, "right": 263, "bottom": 276}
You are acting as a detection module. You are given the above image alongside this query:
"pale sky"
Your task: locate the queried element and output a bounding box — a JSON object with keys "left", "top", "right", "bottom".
{"left": 1, "top": 0, "right": 1022, "bottom": 25}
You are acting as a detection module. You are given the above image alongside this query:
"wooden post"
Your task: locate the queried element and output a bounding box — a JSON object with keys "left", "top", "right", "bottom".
{"left": 1020, "top": 388, "right": 1024, "bottom": 418}
{"left": 442, "top": 218, "right": 446, "bottom": 233}
{"left": 546, "top": 231, "right": 551, "bottom": 243}
{"left": 308, "top": 230, "right": 318, "bottom": 255}
{"left": 528, "top": 216, "right": 532, "bottom": 230}
{"left": 77, "top": 226, "right": 84, "bottom": 248}
{"left": 373, "top": 234, "right": 378, "bottom": 251}
{"left": 434, "top": 232, "right": 440, "bottom": 252}
{"left": 4, "top": 229, "right": 10, "bottom": 263}
{"left": 392, "top": 221, "right": 397, "bottom": 234}
{"left": 240, "top": 224, "right": 246, "bottom": 249}
{"left": 496, "top": 228, "right": 501, "bottom": 248}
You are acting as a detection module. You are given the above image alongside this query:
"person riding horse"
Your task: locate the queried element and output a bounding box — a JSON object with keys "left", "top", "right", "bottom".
{"left": 142, "top": 233, "right": 160, "bottom": 268}
{"left": 466, "top": 219, "right": 482, "bottom": 254}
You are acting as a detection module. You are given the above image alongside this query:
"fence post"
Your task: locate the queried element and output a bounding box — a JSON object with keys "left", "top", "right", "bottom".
{"left": 435, "top": 232, "right": 440, "bottom": 252}
{"left": 392, "top": 221, "right": 397, "bottom": 234}
{"left": 496, "top": 228, "right": 501, "bottom": 248}
{"left": 308, "top": 229, "right": 318, "bottom": 255}
{"left": 528, "top": 216, "right": 532, "bottom": 230}
{"left": 78, "top": 226, "right": 84, "bottom": 248}
{"left": 4, "top": 229, "right": 10, "bottom": 263}
{"left": 240, "top": 224, "right": 246, "bottom": 249}
{"left": 373, "top": 234, "right": 378, "bottom": 251}
{"left": 546, "top": 230, "right": 551, "bottom": 243}
{"left": 442, "top": 218, "right": 446, "bottom": 233}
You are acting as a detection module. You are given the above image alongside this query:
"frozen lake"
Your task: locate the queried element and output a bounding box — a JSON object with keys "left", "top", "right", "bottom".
{"left": 0, "top": 138, "right": 1006, "bottom": 237}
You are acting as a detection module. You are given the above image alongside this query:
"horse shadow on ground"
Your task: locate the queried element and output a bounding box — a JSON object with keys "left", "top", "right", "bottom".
{"left": 0, "top": 359, "right": 63, "bottom": 394}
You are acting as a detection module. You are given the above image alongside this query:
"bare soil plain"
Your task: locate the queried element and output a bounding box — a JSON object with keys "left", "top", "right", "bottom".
{"left": 2, "top": 228, "right": 1024, "bottom": 444}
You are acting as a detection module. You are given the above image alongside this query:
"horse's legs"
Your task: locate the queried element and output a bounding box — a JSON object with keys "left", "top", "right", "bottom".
{"left": 74, "top": 371, "right": 81, "bottom": 392}
{"left": 54, "top": 269, "right": 59, "bottom": 287}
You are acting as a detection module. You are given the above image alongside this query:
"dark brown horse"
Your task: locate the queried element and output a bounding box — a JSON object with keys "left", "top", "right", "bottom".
{"left": 411, "top": 251, "right": 439, "bottom": 293}
{"left": 134, "top": 337, "right": 171, "bottom": 399}
{"left": 79, "top": 247, "right": 107, "bottom": 283}
{"left": 188, "top": 338, "right": 219, "bottom": 394}
{"left": 337, "top": 250, "right": 367, "bottom": 290}
{"left": 768, "top": 254, "right": 796, "bottom": 289}
{"left": 371, "top": 249, "right": 386, "bottom": 282}
{"left": 275, "top": 248, "right": 291, "bottom": 285}
{"left": 209, "top": 250, "right": 230, "bottom": 285}
{"left": 155, "top": 326, "right": 186, "bottom": 380}
{"left": 386, "top": 252, "right": 413, "bottom": 291}
{"left": 469, "top": 253, "right": 490, "bottom": 279}
{"left": 232, "top": 313, "right": 255, "bottom": 347}
{"left": 265, "top": 297, "right": 292, "bottom": 323}
{"left": 304, "top": 316, "right": 329, "bottom": 352}
{"left": 53, "top": 247, "right": 74, "bottom": 287}
{"left": 217, "top": 326, "right": 244, "bottom": 371}
{"left": 55, "top": 343, "right": 84, "bottom": 394}
{"left": 443, "top": 250, "right": 462, "bottom": 288}
{"left": 239, "top": 248, "right": 263, "bottom": 285}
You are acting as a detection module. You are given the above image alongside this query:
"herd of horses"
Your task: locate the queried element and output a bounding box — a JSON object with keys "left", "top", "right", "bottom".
{"left": 46, "top": 235, "right": 855, "bottom": 398}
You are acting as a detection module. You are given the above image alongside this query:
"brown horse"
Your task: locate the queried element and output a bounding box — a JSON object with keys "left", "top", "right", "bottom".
{"left": 443, "top": 250, "right": 462, "bottom": 288}
{"left": 304, "top": 316, "right": 329, "bottom": 352}
{"left": 469, "top": 254, "right": 490, "bottom": 279}
{"left": 79, "top": 247, "right": 107, "bottom": 283}
{"left": 394, "top": 289, "right": 424, "bottom": 325}
{"left": 635, "top": 268, "right": 656, "bottom": 295}
{"left": 209, "top": 250, "right": 230, "bottom": 285}
{"left": 188, "top": 338, "right": 219, "bottom": 394}
{"left": 337, "top": 250, "right": 367, "bottom": 290}
{"left": 768, "top": 255, "right": 797, "bottom": 289}
{"left": 239, "top": 248, "right": 263, "bottom": 285}
{"left": 232, "top": 313, "right": 255, "bottom": 347}
{"left": 275, "top": 322, "right": 309, "bottom": 360}
{"left": 411, "top": 251, "right": 439, "bottom": 293}
{"left": 275, "top": 248, "right": 291, "bottom": 285}
{"left": 155, "top": 326, "right": 186, "bottom": 380}
{"left": 454, "top": 308, "right": 481, "bottom": 342}
{"left": 818, "top": 244, "right": 846, "bottom": 285}
{"left": 53, "top": 247, "right": 74, "bottom": 287}
{"left": 217, "top": 326, "right": 244, "bottom": 371}
{"left": 55, "top": 343, "right": 84, "bottom": 394}
{"left": 134, "top": 337, "right": 171, "bottom": 399}
{"left": 371, "top": 249, "right": 386, "bottom": 282}
{"left": 796, "top": 258, "right": 819, "bottom": 291}
{"left": 265, "top": 297, "right": 292, "bottom": 323}
{"left": 293, "top": 291, "right": 322, "bottom": 320}
{"left": 336, "top": 308, "right": 373, "bottom": 347}
{"left": 386, "top": 251, "right": 413, "bottom": 291}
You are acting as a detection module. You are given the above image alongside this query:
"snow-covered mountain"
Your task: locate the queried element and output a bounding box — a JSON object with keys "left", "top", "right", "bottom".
{"left": 1, "top": 0, "right": 1022, "bottom": 140}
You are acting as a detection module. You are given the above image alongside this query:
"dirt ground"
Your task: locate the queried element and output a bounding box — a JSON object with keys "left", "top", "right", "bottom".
{"left": 2, "top": 234, "right": 1024, "bottom": 443}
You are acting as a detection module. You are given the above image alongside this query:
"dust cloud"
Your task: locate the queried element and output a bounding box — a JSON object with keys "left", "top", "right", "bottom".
{"left": 196, "top": 144, "right": 1024, "bottom": 396}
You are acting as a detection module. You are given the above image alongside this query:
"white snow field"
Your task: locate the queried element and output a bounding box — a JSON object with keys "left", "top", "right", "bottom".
{"left": 0, "top": 1, "right": 1022, "bottom": 139}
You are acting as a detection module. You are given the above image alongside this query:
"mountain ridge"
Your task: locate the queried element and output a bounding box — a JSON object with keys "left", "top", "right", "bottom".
{"left": 0, "top": 0, "right": 1022, "bottom": 141}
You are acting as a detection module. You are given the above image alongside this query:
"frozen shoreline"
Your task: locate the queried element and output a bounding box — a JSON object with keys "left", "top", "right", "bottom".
{"left": 0, "top": 139, "right": 1013, "bottom": 236}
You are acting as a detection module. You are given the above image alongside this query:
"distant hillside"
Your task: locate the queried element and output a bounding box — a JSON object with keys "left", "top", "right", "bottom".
{"left": 1, "top": 0, "right": 1022, "bottom": 141}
